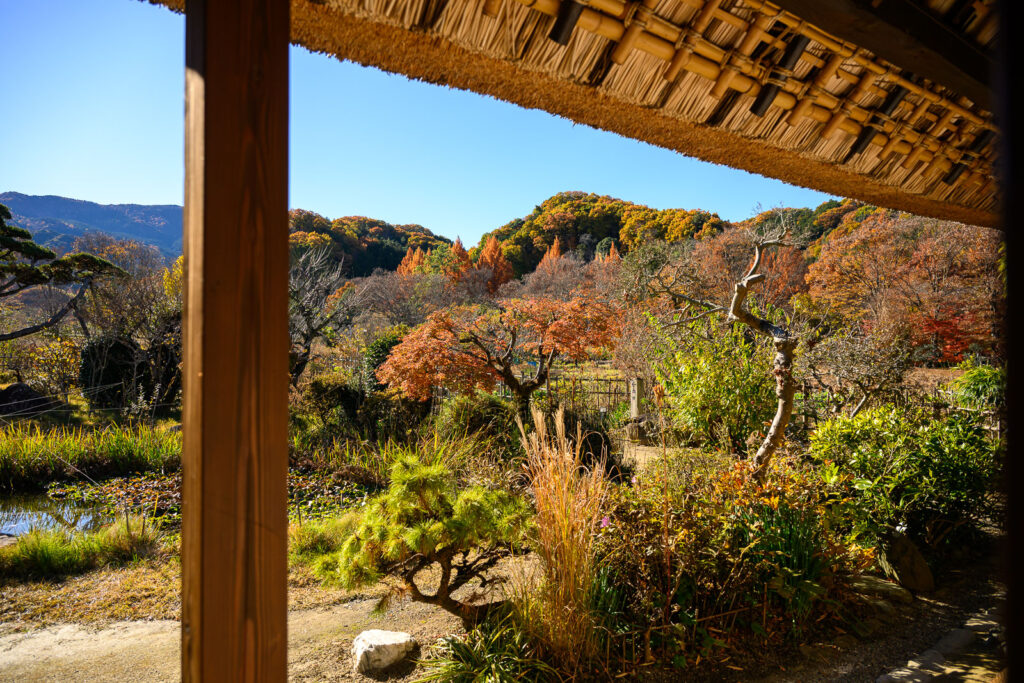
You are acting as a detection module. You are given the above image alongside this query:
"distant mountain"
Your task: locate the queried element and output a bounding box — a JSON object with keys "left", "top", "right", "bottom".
{"left": 0, "top": 192, "right": 183, "bottom": 259}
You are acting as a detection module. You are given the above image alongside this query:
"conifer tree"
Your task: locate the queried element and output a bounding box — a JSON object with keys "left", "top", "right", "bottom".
{"left": 1, "top": 203, "right": 121, "bottom": 342}
{"left": 476, "top": 236, "right": 514, "bottom": 294}
{"left": 316, "top": 456, "right": 530, "bottom": 624}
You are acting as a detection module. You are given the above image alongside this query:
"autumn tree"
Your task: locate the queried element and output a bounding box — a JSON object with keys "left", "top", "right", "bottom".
{"left": 351, "top": 270, "right": 452, "bottom": 327}
{"left": 397, "top": 247, "right": 428, "bottom": 275}
{"left": 807, "top": 213, "right": 1002, "bottom": 362}
{"left": 289, "top": 248, "right": 357, "bottom": 383}
{"left": 631, "top": 211, "right": 802, "bottom": 479}
{"left": 475, "top": 237, "right": 513, "bottom": 294}
{"left": 0, "top": 204, "right": 121, "bottom": 342}
{"left": 378, "top": 296, "right": 618, "bottom": 412}
{"left": 71, "top": 234, "right": 174, "bottom": 340}
{"left": 519, "top": 240, "right": 587, "bottom": 301}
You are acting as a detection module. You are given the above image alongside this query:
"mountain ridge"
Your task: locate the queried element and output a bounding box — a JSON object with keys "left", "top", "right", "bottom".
{"left": 1, "top": 191, "right": 184, "bottom": 259}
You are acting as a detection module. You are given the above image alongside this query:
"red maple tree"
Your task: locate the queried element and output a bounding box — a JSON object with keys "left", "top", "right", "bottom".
{"left": 377, "top": 295, "right": 618, "bottom": 410}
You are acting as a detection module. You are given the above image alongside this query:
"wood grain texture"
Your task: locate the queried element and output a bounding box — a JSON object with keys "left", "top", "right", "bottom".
{"left": 182, "top": 0, "right": 289, "bottom": 680}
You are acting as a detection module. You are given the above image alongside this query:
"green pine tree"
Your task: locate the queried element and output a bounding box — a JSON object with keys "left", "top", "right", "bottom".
{"left": 1, "top": 203, "right": 122, "bottom": 341}
{"left": 315, "top": 456, "right": 531, "bottom": 625}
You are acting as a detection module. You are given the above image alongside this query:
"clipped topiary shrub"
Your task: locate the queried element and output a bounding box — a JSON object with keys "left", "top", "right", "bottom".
{"left": 361, "top": 326, "right": 407, "bottom": 392}
{"left": 356, "top": 389, "right": 431, "bottom": 443}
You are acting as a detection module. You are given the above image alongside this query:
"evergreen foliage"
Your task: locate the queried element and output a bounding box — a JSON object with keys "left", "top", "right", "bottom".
{"left": 314, "top": 456, "right": 530, "bottom": 623}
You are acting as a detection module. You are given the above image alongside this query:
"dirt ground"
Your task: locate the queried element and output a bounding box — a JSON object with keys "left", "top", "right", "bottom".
{"left": 0, "top": 597, "right": 461, "bottom": 683}
{"left": 0, "top": 557, "right": 536, "bottom": 682}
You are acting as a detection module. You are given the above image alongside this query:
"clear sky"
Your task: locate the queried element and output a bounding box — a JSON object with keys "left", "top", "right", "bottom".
{"left": 0, "top": 0, "right": 836, "bottom": 245}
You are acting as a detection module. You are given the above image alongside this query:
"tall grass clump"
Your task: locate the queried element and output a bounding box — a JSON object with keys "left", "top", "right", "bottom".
{"left": 946, "top": 358, "right": 1005, "bottom": 411}
{"left": 0, "top": 514, "right": 164, "bottom": 579}
{"left": 0, "top": 424, "right": 181, "bottom": 493}
{"left": 418, "top": 608, "right": 559, "bottom": 683}
{"left": 288, "top": 515, "right": 359, "bottom": 565}
{"left": 307, "top": 434, "right": 490, "bottom": 487}
{"left": 516, "top": 406, "right": 609, "bottom": 675}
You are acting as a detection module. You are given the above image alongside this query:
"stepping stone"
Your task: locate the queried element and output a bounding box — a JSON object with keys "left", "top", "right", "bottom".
{"left": 850, "top": 575, "right": 914, "bottom": 604}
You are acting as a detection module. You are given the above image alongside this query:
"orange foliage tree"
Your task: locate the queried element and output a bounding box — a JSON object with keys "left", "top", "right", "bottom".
{"left": 396, "top": 247, "right": 428, "bottom": 275}
{"left": 691, "top": 225, "right": 808, "bottom": 311}
{"left": 475, "top": 236, "right": 514, "bottom": 294}
{"left": 807, "top": 214, "right": 1002, "bottom": 362}
{"left": 447, "top": 238, "right": 473, "bottom": 281}
{"left": 377, "top": 296, "right": 618, "bottom": 410}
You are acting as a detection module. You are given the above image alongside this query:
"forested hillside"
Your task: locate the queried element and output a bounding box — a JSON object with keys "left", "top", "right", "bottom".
{"left": 0, "top": 192, "right": 183, "bottom": 258}
{"left": 288, "top": 210, "right": 452, "bottom": 276}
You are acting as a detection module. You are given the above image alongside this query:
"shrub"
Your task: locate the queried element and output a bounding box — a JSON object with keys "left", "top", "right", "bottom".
{"left": 653, "top": 316, "right": 775, "bottom": 452}
{"left": 418, "top": 608, "right": 558, "bottom": 682}
{"left": 434, "top": 393, "right": 522, "bottom": 461}
{"left": 808, "top": 405, "right": 999, "bottom": 548}
{"left": 291, "top": 372, "right": 364, "bottom": 454}
{"left": 79, "top": 336, "right": 149, "bottom": 410}
{"left": 361, "top": 326, "right": 407, "bottom": 392}
{"left": 0, "top": 514, "right": 163, "bottom": 579}
{"left": 593, "top": 459, "right": 870, "bottom": 670}
{"left": 313, "top": 456, "right": 530, "bottom": 624}
{"left": 946, "top": 359, "right": 1005, "bottom": 411}
{"left": 27, "top": 339, "right": 81, "bottom": 400}
{"left": 0, "top": 424, "right": 181, "bottom": 493}
{"left": 356, "top": 389, "right": 431, "bottom": 442}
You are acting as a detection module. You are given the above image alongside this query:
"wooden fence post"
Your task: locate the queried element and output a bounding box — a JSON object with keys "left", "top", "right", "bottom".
{"left": 182, "top": 1, "right": 289, "bottom": 680}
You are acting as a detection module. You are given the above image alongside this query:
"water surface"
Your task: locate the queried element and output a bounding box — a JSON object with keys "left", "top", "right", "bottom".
{"left": 0, "top": 494, "right": 114, "bottom": 536}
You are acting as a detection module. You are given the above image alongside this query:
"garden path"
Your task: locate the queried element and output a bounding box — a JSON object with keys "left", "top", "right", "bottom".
{"left": 0, "top": 597, "right": 460, "bottom": 682}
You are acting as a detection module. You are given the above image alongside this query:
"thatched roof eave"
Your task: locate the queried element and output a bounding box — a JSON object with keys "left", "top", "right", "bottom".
{"left": 152, "top": 0, "right": 999, "bottom": 227}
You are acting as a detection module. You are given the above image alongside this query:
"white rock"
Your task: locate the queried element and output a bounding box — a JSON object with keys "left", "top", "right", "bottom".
{"left": 352, "top": 629, "right": 417, "bottom": 673}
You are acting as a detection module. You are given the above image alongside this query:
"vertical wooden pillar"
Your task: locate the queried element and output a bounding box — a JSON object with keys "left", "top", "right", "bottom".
{"left": 182, "top": 1, "right": 289, "bottom": 680}
{"left": 996, "top": 1, "right": 1020, "bottom": 677}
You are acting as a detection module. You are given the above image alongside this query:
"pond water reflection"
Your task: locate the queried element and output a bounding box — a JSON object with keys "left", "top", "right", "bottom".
{"left": 0, "top": 494, "right": 114, "bottom": 536}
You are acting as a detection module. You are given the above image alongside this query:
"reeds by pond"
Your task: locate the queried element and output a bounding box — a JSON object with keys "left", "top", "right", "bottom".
{"left": 0, "top": 424, "right": 181, "bottom": 493}
{"left": 0, "top": 514, "right": 164, "bottom": 579}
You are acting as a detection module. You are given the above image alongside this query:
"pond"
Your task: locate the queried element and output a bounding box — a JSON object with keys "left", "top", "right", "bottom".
{"left": 0, "top": 493, "right": 115, "bottom": 537}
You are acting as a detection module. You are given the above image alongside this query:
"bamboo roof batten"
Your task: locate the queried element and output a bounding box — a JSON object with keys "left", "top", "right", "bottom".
{"left": 143, "top": 0, "right": 999, "bottom": 226}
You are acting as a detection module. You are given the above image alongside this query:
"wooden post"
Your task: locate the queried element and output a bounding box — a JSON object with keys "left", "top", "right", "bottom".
{"left": 182, "top": 1, "right": 290, "bottom": 681}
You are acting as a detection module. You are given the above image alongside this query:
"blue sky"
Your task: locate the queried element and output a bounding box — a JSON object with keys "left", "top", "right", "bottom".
{"left": 0, "top": 0, "right": 835, "bottom": 245}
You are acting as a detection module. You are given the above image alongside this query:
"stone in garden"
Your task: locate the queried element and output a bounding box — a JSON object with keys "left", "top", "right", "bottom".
{"left": 850, "top": 575, "right": 913, "bottom": 604}
{"left": 352, "top": 630, "right": 416, "bottom": 673}
{"left": 907, "top": 648, "right": 945, "bottom": 670}
{"left": 878, "top": 533, "right": 935, "bottom": 593}
{"left": 964, "top": 616, "right": 1000, "bottom": 632}
{"left": 932, "top": 628, "right": 974, "bottom": 656}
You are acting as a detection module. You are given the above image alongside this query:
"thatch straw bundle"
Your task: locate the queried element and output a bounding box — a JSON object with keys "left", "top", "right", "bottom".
{"left": 151, "top": 0, "right": 999, "bottom": 226}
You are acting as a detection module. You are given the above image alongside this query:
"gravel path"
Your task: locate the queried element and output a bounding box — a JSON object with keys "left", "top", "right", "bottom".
{"left": 0, "top": 598, "right": 459, "bottom": 682}
{"left": 749, "top": 541, "right": 1005, "bottom": 682}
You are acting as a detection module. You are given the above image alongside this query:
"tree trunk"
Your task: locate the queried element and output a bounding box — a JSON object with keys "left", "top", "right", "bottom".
{"left": 751, "top": 336, "right": 797, "bottom": 481}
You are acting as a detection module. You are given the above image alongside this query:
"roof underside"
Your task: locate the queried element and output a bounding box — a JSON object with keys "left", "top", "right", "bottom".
{"left": 154, "top": 0, "right": 999, "bottom": 226}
